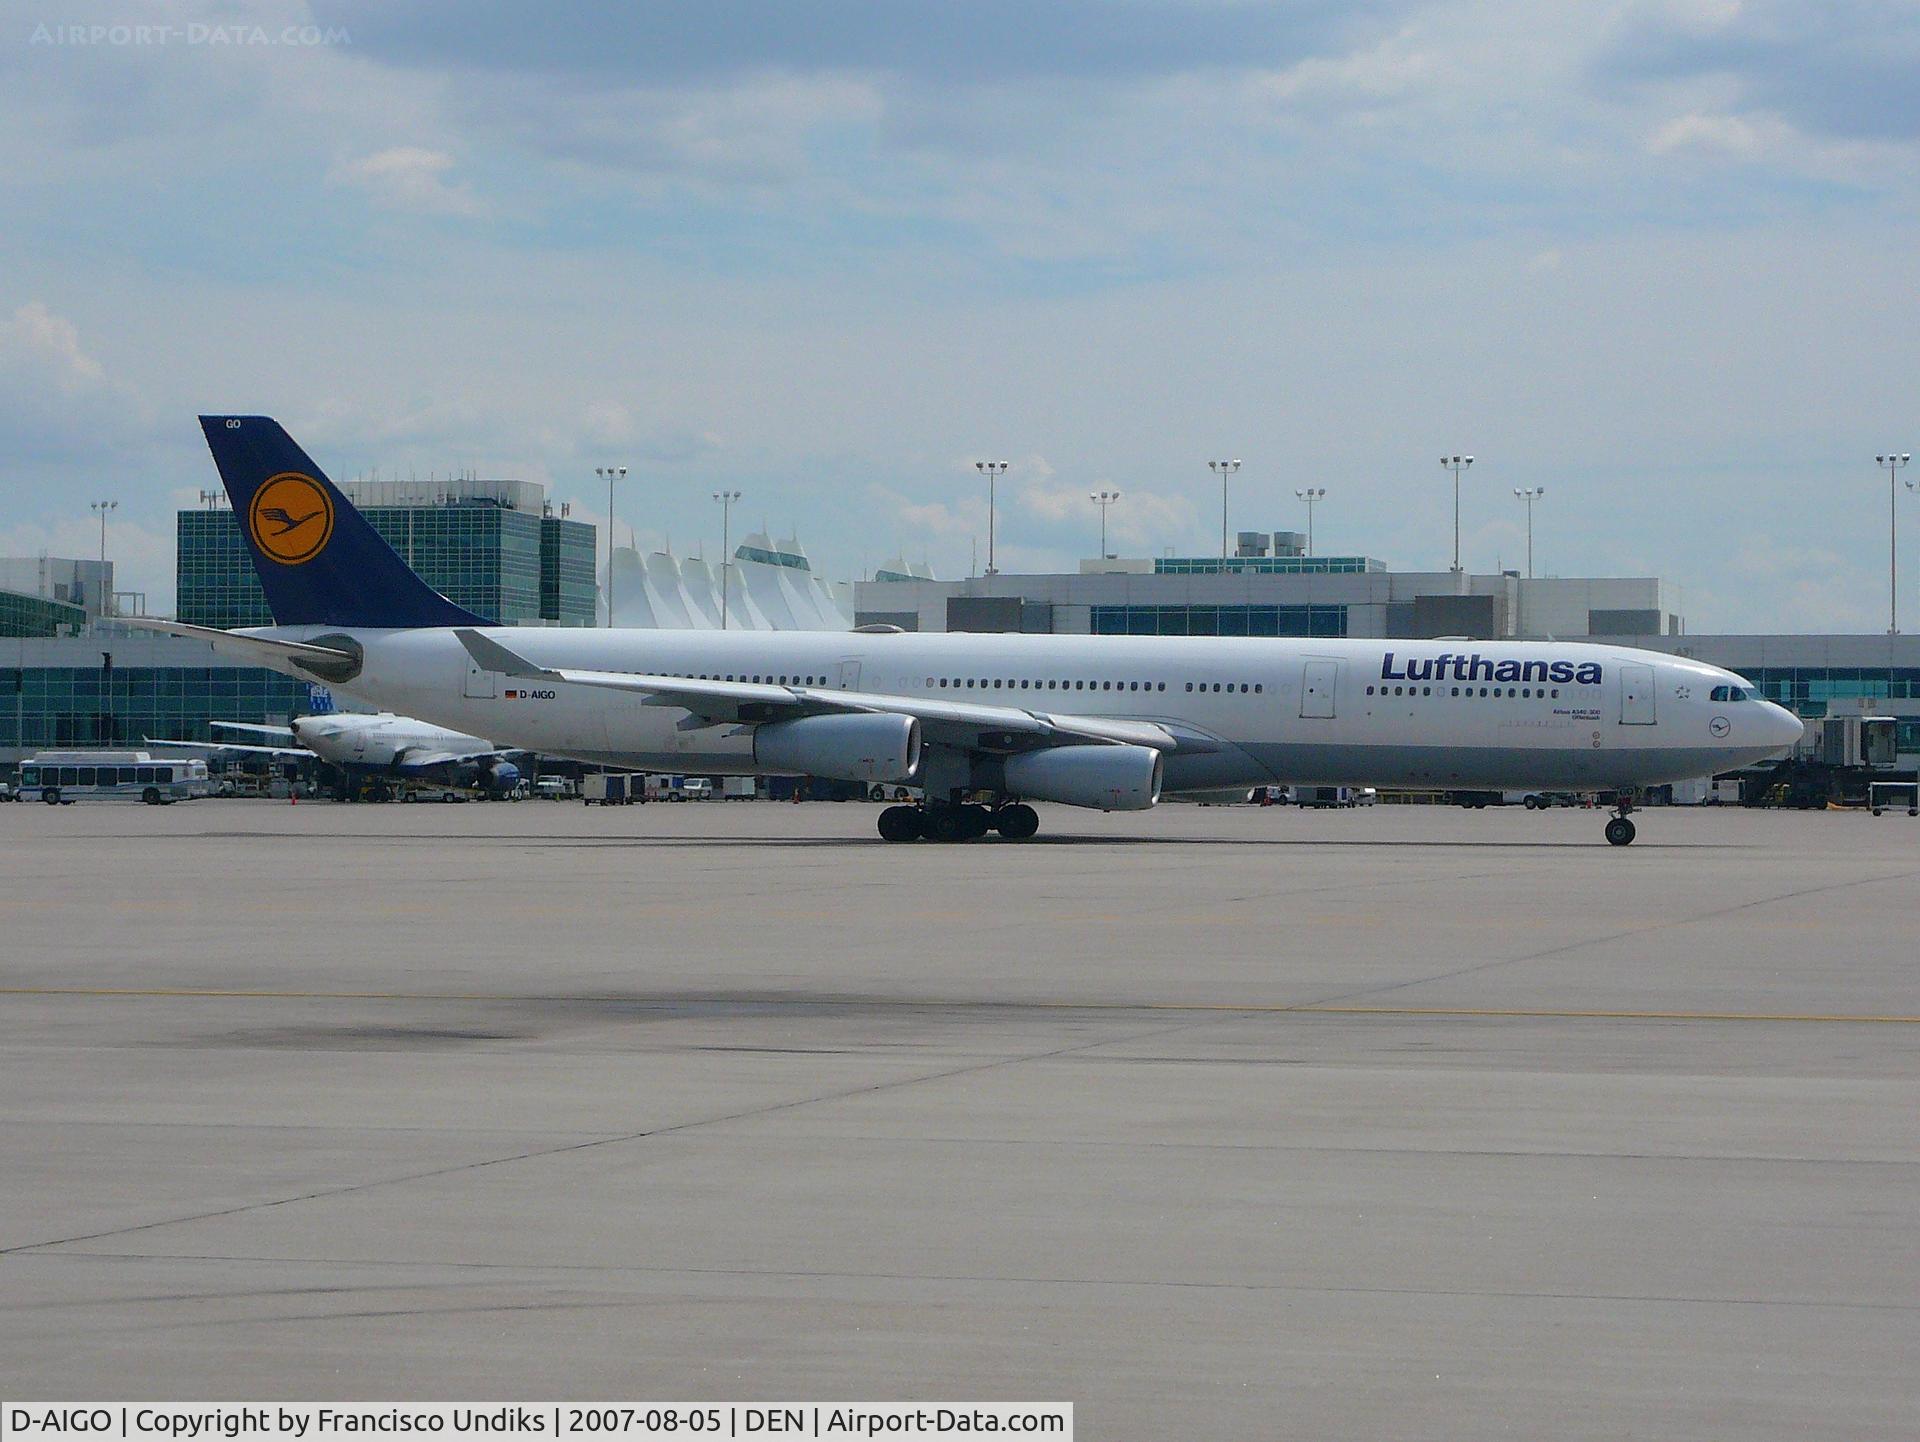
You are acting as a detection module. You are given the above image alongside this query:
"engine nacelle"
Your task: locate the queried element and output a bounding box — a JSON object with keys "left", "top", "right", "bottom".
{"left": 753, "top": 712, "right": 921, "bottom": 784}
{"left": 1003, "top": 744, "right": 1164, "bottom": 811}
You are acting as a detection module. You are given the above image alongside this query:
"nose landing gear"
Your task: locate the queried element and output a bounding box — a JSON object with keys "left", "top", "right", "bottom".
{"left": 1604, "top": 791, "right": 1638, "bottom": 846}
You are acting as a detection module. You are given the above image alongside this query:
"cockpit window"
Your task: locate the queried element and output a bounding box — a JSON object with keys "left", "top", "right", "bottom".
{"left": 1709, "top": 685, "right": 1751, "bottom": 702}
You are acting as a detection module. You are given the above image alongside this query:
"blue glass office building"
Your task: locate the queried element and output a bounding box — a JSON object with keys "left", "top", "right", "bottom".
{"left": 178, "top": 503, "right": 597, "bottom": 630}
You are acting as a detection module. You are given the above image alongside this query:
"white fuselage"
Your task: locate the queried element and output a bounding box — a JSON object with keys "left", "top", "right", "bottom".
{"left": 288, "top": 713, "right": 496, "bottom": 770}
{"left": 265, "top": 627, "right": 1804, "bottom": 797}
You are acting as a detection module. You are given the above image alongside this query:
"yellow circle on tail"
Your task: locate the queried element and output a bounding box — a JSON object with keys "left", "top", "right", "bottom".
{"left": 248, "top": 472, "right": 335, "bottom": 565}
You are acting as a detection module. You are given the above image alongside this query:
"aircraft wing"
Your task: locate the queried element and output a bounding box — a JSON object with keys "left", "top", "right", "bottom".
{"left": 455, "top": 629, "right": 1184, "bottom": 754}
{"left": 144, "top": 736, "right": 315, "bottom": 759}
{"left": 391, "top": 747, "right": 512, "bottom": 772}
{"left": 211, "top": 720, "right": 299, "bottom": 739}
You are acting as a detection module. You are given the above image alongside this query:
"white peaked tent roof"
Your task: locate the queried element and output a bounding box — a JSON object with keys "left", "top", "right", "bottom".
{"left": 722, "top": 558, "right": 774, "bottom": 630}
{"left": 679, "top": 556, "right": 724, "bottom": 628}
{"left": 643, "top": 550, "right": 697, "bottom": 629}
{"left": 771, "top": 550, "right": 837, "bottom": 629}
{"left": 607, "top": 546, "right": 657, "bottom": 628}
{"left": 597, "top": 541, "right": 855, "bottom": 631}
{"left": 779, "top": 532, "right": 851, "bottom": 629}
{"left": 738, "top": 533, "right": 801, "bottom": 630}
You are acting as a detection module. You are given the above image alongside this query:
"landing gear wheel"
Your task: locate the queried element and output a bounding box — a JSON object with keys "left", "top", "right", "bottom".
{"left": 925, "top": 807, "right": 970, "bottom": 843}
{"left": 995, "top": 803, "right": 1040, "bottom": 840}
{"left": 960, "top": 805, "right": 992, "bottom": 840}
{"left": 877, "top": 805, "right": 919, "bottom": 843}
{"left": 1605, "top": 816, "right": 1637, "bottom": 847}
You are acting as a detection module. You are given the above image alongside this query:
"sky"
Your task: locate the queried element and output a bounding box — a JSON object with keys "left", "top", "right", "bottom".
{"left": 3, "top": 0, "right": 1919, "bottom": 629}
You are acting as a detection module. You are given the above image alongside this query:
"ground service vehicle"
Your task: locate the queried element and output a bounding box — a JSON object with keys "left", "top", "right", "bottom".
{"left": 583, "top": 773, "right": 639, "bottom": 806}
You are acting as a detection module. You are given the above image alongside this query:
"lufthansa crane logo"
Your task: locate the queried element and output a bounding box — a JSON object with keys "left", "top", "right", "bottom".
{"left": 248, "top": 472, "right": 335, "bottom": 565}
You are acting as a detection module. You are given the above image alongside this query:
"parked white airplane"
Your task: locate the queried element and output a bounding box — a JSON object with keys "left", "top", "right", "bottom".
{"left": 138, "top": 416, "right": 1803, "bottom": 845}
{"left": 151, "top": 713, "right": 522, "bottom": 799}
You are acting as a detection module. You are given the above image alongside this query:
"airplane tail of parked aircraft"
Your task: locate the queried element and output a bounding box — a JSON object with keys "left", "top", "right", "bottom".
{"left": 198, "top": 415, "right": 486, "bottom": 629}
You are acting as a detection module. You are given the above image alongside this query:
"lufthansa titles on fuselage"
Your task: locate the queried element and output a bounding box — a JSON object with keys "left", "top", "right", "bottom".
{"left": 1380, "top": 651, "right": 1604, "bottom": 686}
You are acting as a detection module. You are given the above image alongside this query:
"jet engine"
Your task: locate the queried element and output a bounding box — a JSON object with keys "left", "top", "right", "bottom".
{"left": 753, "top": 713, "right": 921, "bottom": 784}
{"left": 449, "top": 758, "right": 521, "bottom": 794}
{"left": 1002, "top": 744, "right": 1163, "bottom": 811}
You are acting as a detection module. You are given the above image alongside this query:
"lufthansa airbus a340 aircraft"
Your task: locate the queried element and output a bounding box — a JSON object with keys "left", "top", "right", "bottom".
{"left": 138, "top": 416, "right": 1804, "bottom": 845}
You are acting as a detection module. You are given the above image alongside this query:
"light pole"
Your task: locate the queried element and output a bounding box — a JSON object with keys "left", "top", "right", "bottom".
{"left": 90, "top": 500, "right": 117, "bottom": 613}
{"left": 975, "top": 461, "right": 1008, "bottom": 576}
{"left": 1208, "top": 459, "right": 1241, "bottom": 563}
{"left": 712, "top": 489, "right": 742, "bottom": 628}
{"left": 1294, "top": 487, "right": 1326, "bottom": 557}
{"left": 1513, "top": 486, "right": 1546, "bottom": 579}
{"left": 1880, "top": 455, "right": 1911, "bottom": 634}
{"left": 1089, "top": 489, "right": 1121, "bottom": 559}
{"left": 595, "top": 465, "right": 626, "bottom": 625}
{"left": 1441, "top": 455, "right": 1474, "bottom": 573}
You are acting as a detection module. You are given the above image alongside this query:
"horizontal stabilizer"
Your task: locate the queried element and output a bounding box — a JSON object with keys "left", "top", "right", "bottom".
{"left": 120, "top": 617, "right": 361, "bottom": 681}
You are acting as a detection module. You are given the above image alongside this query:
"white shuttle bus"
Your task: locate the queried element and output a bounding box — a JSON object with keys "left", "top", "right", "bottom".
{"left": 18, "top": 750, "right": 211, "bottom": 805}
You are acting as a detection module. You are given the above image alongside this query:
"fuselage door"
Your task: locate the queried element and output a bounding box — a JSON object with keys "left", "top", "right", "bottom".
{"left": 463, "top": 660, "right": 498, "bottom": 700}
{"left": 1620, "top": 663, "right": 1656, "bottom": 725}
{"left": 1300, "top": 659, "right": 1339, "bottom": 719}
{"left": 834, "top": 659, "right": 861, "bottom": 691}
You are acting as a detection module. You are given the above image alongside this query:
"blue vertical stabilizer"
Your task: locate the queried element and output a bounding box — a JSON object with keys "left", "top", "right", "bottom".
{"left": 198, "top": 415, "right": 487, "bottom": 628}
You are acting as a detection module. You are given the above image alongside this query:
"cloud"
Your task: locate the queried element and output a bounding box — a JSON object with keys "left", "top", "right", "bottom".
{"left": 329, "top": 146, "right": 482, "bottom": 215}
{"left": 1648, "top": 112, "right": 1763, "bottom": 157}
{"left": 0, "top": 299, "right": 162, "bottom": 467}
{"left": 0, "top": 301, "right": 105, "bottom": 391}
{"left": 1604, "top": 0, "right": 1920, "bottom": 144}
{"left": 580, "top": 402, "right": 724, "bottom": 462}
{"left": 313, "top": 0, "right": 1365, "bottom": 85}
{"left": 464, "top": 70, "right": 883, "bottom": 186}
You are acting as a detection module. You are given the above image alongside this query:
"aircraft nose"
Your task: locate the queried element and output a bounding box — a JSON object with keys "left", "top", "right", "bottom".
{"left": 1764, "top": 702, "right": 1804, "bottom": 749}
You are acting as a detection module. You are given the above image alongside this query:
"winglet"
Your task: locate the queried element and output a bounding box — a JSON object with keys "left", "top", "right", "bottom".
{"left": 455, "top": 628, "right": 553, "bottom": 680}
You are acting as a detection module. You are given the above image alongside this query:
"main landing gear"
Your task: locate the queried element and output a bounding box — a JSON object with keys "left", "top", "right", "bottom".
{"left": 1604, "top": 792, "right": 1638, "bottom": 847}
{"left": 877, "top": 801, "right": 1040, "bottom": 843}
